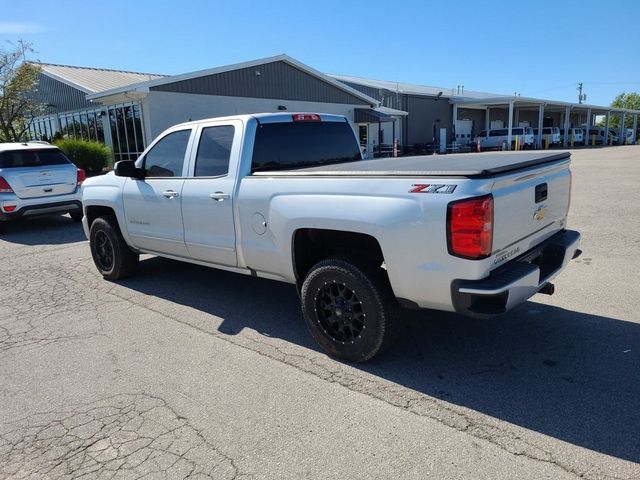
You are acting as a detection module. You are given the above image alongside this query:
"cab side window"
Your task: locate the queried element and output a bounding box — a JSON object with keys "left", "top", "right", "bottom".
{"left": 194, "top": 126, "right": 235, "bottom": 177}
{"left": 143, "top": 129, "right": 191, "bottom": 177}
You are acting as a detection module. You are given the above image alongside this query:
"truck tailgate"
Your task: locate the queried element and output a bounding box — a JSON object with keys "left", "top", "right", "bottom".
{"left": 490, "top": 156, "right": 571, "bottom": 266}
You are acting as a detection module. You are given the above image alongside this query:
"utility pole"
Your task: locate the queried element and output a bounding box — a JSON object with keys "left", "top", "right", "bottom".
{"left": 577, "top": 83, "right": 586, "bottom": 104}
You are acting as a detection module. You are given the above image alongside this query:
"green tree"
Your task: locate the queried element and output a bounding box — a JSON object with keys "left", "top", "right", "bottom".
{"left": 607, "top": 92, "right": 640, "bottom": 129}
{"left": 0, "top": 41, "right": 43, "bottom": 142}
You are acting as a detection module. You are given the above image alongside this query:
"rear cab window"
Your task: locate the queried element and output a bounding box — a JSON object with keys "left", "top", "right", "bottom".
{"left": 0, "top": 149, "right": 71, "bottom": 168}
{"left": 194, "top": 126, "right": 235, "bottom": 177}
{"left": 251, "top": 120, "right": 361, "bottom": 173}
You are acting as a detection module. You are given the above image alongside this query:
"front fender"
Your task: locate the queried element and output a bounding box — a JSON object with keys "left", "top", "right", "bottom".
{"left": 81, "top": 175, "right": 132, "bottom": 246}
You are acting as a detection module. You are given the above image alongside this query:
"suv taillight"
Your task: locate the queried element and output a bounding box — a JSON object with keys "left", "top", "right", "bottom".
{"left": 0, "top": 176, "right": 13, "bottom": 193}
{"left": 447, "top": 194, "right": 493, "bottom": 259}
{"left": 76, "top": 168, "right": 86, "bottom": 185}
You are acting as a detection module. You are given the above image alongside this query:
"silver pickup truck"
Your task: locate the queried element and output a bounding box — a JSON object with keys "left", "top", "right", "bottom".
{"left": 81, "top": 113, "right": 581, "bottom": 362}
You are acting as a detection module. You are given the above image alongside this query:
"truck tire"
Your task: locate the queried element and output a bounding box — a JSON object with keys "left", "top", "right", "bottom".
{"left": 301, "top": 258, "right": 394, "bottom": 362}
{"left": 89, "top": 216, "right": 139, "bottom": 280}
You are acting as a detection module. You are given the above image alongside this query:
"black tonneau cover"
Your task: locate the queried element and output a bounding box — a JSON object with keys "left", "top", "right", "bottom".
{"left": 252, "top": 151, "right": 570, "bottom": 178}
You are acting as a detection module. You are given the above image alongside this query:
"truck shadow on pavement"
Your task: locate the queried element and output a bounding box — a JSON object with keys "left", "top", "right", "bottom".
{"left": 0, "top": 215, "right": 85, "bottom": 245}
{"left": 123, "top": 256, "right": 640, "bottom": 465}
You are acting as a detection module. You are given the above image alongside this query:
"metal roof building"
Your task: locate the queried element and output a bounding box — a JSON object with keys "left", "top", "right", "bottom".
{"left": 26, "top": 55, "right": 639, "bottom": 160}
{"left": 330, "top": 74, "right": 640, "bottom": 151}
{"left": 28, "top": 56, "right": 396, "bottom": 161}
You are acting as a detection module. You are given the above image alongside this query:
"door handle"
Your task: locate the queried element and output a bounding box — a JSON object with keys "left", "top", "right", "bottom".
{"left": 209, "top": 192, "right": 230, "bottom": 201}
{"left": 162, "top": 190, "right": 179, "bottom": 199}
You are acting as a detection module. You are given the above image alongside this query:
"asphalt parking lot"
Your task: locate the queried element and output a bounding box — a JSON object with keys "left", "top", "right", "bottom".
{"left": 0, "top": 145, "right": 639, "bottom": 479}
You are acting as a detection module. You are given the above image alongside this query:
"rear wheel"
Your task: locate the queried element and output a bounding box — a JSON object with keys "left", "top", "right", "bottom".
{"left": 301, "top": 258, "right": 395, "bottom": 362}
{"left": 89, "top": 216, "right": 138, "bottom": 280}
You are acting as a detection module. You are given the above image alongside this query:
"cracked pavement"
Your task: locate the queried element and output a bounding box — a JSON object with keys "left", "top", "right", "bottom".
{"left": 0, "top": 146, "right": 639, "bottom": 479}
{"left": 0, "top": 394, "right": 239, "bottom": 479}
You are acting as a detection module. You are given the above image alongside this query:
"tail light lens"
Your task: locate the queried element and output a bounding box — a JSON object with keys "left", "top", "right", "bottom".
{"left": 0, "top": 176, "right": 13, "bottom": 193}
{"left": 76, "top": 168, "right": 86, "bottom": 185}
{"left": 447, "top": 194, "right": 494, "bottom": 259}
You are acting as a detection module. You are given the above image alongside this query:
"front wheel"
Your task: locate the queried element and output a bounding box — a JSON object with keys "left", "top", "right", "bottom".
{"left": 89, "top": 216, "right": 139, "bottom": 280}
{"left": 301, "top": 258, "right": 394, "bottom": 362}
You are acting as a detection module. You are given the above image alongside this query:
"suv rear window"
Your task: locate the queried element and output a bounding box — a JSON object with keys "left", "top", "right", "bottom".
{"left": 0, "top": 149, "right": 71, "bottom": 168}
{"left": 251, "top": 121, "right": 361, "bottom": 172}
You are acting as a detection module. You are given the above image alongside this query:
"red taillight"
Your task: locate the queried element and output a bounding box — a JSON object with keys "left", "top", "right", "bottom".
{"left": 447, "top": 194, "right": 494, "bottom": 259}
{"left": 3, "top": 205, "right": 16, "bottom": 212}
{"left": 292, "top": 114, "right": 321, "bottom": 122}
{"left": 76, "top": 168, "right": 86, "bottom": 185}
{"left": 0, "top": 176, "right": 13, "bottom": 194}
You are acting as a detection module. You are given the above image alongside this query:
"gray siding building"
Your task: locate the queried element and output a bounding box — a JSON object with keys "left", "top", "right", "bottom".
{"left": 27, "top": 55, "right": 639, "bottom": 158}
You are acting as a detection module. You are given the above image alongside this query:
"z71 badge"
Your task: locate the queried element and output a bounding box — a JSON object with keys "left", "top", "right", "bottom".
{"left": 409, "top": 184, "right": 457, "bottom": 194}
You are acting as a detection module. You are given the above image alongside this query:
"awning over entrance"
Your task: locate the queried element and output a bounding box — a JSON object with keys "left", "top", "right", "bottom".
{"left": 354, "top": 108, "right": 396, "bottom": 123}
{"left": 354, "top": 107, "right": 408, "bottom": 123}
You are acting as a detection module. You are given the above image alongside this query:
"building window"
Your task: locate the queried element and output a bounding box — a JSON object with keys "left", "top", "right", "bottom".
{"left": 29, "top": 102, "right": 143, "bottom": 159}
{"left": 26, "top": 115, "right": 58, "bottom": 142}
{"left": 108, "top": 102, "right": 145, "bottom": 162}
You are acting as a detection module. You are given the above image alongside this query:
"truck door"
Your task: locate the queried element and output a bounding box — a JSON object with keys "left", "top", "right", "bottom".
{"left": 181, "top": 122, "right": 240, "bottom": 266}
{"left": 122, "top": 128, "right": 193, "bottom": 257}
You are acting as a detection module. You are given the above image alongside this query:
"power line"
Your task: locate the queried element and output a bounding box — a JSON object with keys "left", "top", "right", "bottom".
{"left": 583, "top": 81, "right": 640, "bottom": 86}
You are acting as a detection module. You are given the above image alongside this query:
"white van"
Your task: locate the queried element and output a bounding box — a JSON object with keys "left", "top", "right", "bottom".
{"left": 533, "top": 127, "right": 561, "bottom": 145}
{"left": 560, "top": 128, "right": 584, "bottom": 145}
{"left": 582, "top": 127, "right": 617, "bottom": 145}
{"left": 476, "top": 127, "right": 535, "bottom": 149}
{"left": 625, "top": 128, "right": 636, "bottom": 145}
{"left": 613, "top": 128, "right": 636, "bottom": 145}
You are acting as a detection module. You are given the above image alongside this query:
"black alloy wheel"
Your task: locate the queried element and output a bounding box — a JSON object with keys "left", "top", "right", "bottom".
{"left": 301, "top": 258, "right": 395, "bottom": 362}
{"left": 89, "top": 216, "right": 139, "bottom": 280}
{"left": 94, "top": 230, "right": 114, "bottom": 271}
{"left": 315, "top": 281, "right": 365, "bottom": 343}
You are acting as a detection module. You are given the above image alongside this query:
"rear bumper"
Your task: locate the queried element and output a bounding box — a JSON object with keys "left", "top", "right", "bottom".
{"left": 451, "top": 229, "right": 581, "bottom": 316}
{"left": 0, "top": 200, "right": 82, "bottom": 221}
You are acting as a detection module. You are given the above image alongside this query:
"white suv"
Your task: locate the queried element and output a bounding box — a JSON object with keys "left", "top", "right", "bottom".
{"left": 0, "top": 142, "right": 85, "bottom": 232}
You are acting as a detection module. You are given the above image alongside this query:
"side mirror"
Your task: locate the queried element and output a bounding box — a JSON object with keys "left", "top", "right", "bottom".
{"left": 114, "top": 160, "right": 144, "bottom": 179}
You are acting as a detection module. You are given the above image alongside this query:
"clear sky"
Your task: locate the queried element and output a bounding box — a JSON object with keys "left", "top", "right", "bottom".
{"left": 1, "top": 0, "right": 638, "bottom": 106}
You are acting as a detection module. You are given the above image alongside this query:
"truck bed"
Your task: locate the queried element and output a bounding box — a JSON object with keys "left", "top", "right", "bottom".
{"left": 252, "top": 151, "right": 570, "bottom": 178}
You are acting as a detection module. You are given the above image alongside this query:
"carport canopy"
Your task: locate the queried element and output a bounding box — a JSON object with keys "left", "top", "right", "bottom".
{"left": 450, "top": 95, "right": 640, "bottom": 148}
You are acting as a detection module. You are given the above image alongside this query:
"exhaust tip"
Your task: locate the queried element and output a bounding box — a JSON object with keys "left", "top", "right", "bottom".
{"left": 538, "top": 283, "right": 555, "bottom": 296}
